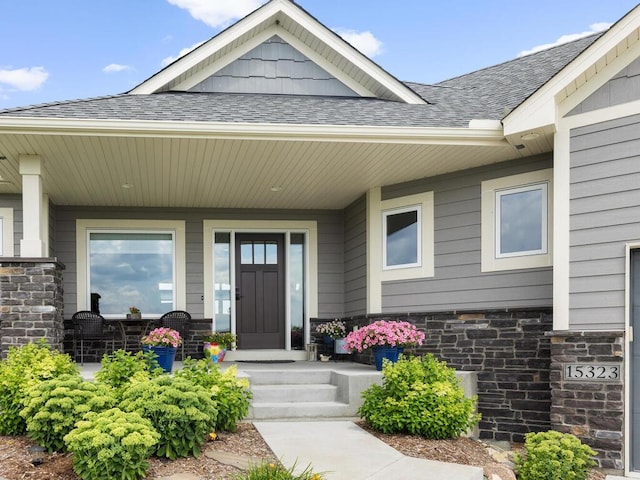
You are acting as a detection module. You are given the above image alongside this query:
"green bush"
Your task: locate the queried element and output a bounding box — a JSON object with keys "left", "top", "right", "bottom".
{"left": 119, "top": 375, "right": 218, "bottom": 459}
{"left": 64, "top": 408, "right": 160, "bottom": 480}
{"left": 20, "top": 374, "right": 116, "bottom": 452}
{"left": 94, "top": 349, "right": 163, "bottom": 396}
{"left": 515, "top": 430, "right": 597, "bottom": 480}
{"left": 175, "top": 358, "right": 252, "bottom": 431}
{"left": 0, "top": 341, "right": 78, "bottom": 435}
{"left": 358, "top": 354, "right": 480, "bottom": 439}
{"left": 232, "top": 460, "right": 325, "bottom": 480}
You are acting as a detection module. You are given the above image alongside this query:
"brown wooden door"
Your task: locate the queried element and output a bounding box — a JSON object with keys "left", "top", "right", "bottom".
{"left": 235, "top": 233, "right": 285, "bottom": 349}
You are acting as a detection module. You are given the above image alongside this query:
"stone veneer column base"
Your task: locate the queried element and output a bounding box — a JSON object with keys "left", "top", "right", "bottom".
{"left": 0, "top": 258, "right": 65, "bottom": 358}
{"left": 548, "top": 330, "right": 624, "bottom": 470}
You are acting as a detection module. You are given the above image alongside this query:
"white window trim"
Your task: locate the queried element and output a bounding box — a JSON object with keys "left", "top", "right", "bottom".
{"left": 76, "top": 219, "right": 186, "bottom": 313}
{"left": 383, "top": 204, "right": 422, "bottom": 270}
{"left": 0, "top": 208, "right": 14, "bottom": 257}
{"left": 495, "top": 182, "right": 548, "bottom": 258}
{"left": 203, "top": 220, "right": 318, "bottom": 350}
{"left": 481, "top": 169, "right": 553, "bottom": 272}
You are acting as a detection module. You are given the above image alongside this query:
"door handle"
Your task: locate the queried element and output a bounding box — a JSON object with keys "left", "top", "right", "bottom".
{"left": 235, "top": 288, "right": 242, "bottom": 300}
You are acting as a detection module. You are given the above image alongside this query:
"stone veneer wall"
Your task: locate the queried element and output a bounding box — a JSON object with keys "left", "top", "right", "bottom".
{"left": 548, "top": 331, "right": 624, "bottom": 470}
{"left": 0, "top": 258, "right": 65, "bottom": 358}
{"left": 313, "top": 308, "right": 553, "bottom": 442}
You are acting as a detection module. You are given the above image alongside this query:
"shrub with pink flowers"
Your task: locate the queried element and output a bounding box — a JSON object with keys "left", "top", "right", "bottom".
{"left": 141, "top": 327, "right": 182, "bottom": 348}
{"left": 345, "top": 320, "right": 425, "bottom": 352}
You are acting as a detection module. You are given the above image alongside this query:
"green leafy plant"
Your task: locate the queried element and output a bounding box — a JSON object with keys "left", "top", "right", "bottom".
{"left": 359, "top": 354, "right": 480, "bottom": 439}
{"left": 20, "top": 374, "right": 116, "bottom": 452}
{"left": 119, "top": 375, "right": 218, "bottom": 459}
{"left": 203, "top": 331, "right": 237, "bottom": 347}
{"left": 175, "top": 357, "right": 252, "bottom": 432}
{"left": 232, "top": 460, "right": 326, "bottom": 480}
{"left": 0, "top": 341, "right": 78, "bottom": 435}
{"left": 94, "top": 349, "right": 163, "bottom": 397}
{"left": 514, "top": 430, "right": 597, "bottom": 480}
{"left": 64, "top": 408, "right": 160, "bottom": 480}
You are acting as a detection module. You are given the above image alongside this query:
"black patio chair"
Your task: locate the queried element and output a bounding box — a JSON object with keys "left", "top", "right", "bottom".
{"left": 158, "top": 310, "right": 191, "bottom": 360}
{"left": 72, "top": 310, "right": 117, "bottom": 365}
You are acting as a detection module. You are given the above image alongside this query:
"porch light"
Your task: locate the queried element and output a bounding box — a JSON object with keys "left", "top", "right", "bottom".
{"left": 520, "top": 132, "right": 540, "bottom": 141}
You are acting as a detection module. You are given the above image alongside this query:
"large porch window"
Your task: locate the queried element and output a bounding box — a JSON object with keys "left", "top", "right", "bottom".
{"left": 76, "top": 220, "right": 186, "bottom": 316}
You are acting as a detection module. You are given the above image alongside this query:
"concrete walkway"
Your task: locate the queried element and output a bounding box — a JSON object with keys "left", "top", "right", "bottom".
{"left": 254, "top": 421, "right": 483, "bottom": 480}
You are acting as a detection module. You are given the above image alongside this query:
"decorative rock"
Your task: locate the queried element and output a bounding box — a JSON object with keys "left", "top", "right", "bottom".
{"left": 204, "top": 450, "right": 266, "bottom": 470}
{"left": 484, "top": 464, "right": 516, "bottom": 480}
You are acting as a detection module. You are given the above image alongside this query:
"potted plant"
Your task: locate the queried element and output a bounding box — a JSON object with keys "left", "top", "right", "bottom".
{"left": 345, "top": 320, "right": 425, "bottom": 370}
{"left": 141, "top": 327, "right": 182, "bottom": 373}
{"left": 315, "top": 319, "right": 347, "bottom": 352}
{"left": 203, "top": 332, "right": 237, "bottom": 363}
{"left": 128, "top": 306, "right": 141, "bottom": 320}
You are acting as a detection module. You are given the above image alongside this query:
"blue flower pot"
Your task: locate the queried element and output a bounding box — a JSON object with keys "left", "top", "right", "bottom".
{"left": 372, "top": 346, "right": 404, "bottom": 371}
{"left": 143, "top": 345, "right": 177, "bottom": 373}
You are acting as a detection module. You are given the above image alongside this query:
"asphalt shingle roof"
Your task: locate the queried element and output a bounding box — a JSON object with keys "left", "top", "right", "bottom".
{"left": 0, "top": 33, "right": 600, "bottom": 128}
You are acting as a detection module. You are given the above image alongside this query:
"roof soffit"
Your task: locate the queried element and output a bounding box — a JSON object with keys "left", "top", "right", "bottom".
{"left": 503, "top": 4, "right": 640, "bottom": 136}
{"left": 129, "top": 0, "right": 426, "bottom": 104}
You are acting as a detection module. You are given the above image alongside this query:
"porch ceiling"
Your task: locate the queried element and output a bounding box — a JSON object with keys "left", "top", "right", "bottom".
{"left": 0, "top": 128, "right": 522, "bottom": 209}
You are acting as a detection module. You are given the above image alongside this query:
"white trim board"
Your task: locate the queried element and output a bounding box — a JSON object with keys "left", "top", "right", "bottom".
{"left": 0, "top": 207, "right": 14, "bottom": 256}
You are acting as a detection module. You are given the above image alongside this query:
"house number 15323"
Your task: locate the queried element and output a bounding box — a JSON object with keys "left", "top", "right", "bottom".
{"left": 563, "top": 364, "right": 620, "bottom": 381}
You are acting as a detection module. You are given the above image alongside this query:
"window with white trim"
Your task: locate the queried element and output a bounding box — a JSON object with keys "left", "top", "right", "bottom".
{"left": 481, "top": 169, "right": 553, "bottom": 272}
{"left": 0, "top": 208, "right": 14, "bottom": 257}
{"left": 76, "top": 220, "right": 186, "bottom": 316}
{"left": 379, "top": 191, "right": 434, "bottom": 281}
{"left": 383, "top": 205, "right": 421, "bottom": 269}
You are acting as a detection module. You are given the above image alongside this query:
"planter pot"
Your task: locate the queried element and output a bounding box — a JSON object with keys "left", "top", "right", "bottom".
{"left": 372, "top": 346, "right": 404, "bottom": 371}
{"left": 323, "top": 335, "right": 334, "bottom": 347}
{"left": 334, "top": 338, "right": 349, "bottom": 354}
{"left": 127, "top": 313, "right": 142, "bottom": 320}
{"left": 204, "top": 342, "right": 227, "bottom": 363}
{"left": 143, "top": 345, "right": 177, "bottom": 373}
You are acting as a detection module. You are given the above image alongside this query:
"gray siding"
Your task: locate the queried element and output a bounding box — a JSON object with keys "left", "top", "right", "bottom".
{"left": 0, "top": 194, "right": 22, "bottom": 256}
{"left": 380, "top": 156, "right": 553, "bottom": 312}
{"left": 569, "top": 113, "right": 640, "bottom": 330}
{"left": 190, "top": 36, "right": 356, "bottom": 97}
{"left": 569, "top": 57, "right": 640, "bottom": 115}
{"left": 54, "top": 207, "right": 344, "bottom": 319}
{"left": 344, "top": 194, "right": 367, "bottom": 315}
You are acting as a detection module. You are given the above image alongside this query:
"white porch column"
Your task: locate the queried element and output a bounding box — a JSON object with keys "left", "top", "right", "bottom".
{"left": 19, "top": 155, "right": 46, "bottom": 257}
{"left": 553, "top": 127, "right": 571, "bottom": 331}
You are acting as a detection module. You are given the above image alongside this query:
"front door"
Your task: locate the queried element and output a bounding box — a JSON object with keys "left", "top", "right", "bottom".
{"left": 235, "top": 233, "right": 285, "bottom": 349}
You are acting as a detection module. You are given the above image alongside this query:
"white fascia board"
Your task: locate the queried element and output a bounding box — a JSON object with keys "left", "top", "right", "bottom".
{"left": 0, "top": 117, "right": 506, "bottom": 146}
{"left": 281, "top": 2, "right": 426, "bottom": 104}
{"left": 503, "top": 6, "right": 640, "bottom": 137}
{"left": 129, "top": 2, "right": 283, "bottom": 94}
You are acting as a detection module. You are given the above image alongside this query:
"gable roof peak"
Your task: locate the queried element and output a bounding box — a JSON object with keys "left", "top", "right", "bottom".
{"left": 129, "top": 0, "right": 425, "bottom": 104}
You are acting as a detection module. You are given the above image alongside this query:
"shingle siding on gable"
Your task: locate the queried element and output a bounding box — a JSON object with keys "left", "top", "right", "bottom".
{"left": 189, "top": 36, "right": 356, "bottom": 97}
{"left": 379, "top": 156, "right": 553, "bottom": 312}
{"left": 569, "top": 113, "right": 640, "bottom": 330}
{"left": 569, "top": 57, "right": 640, "bottom": 115}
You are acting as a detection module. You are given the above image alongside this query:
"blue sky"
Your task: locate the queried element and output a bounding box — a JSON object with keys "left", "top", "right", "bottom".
{"left": 0, "top": 0, "right": 637, "bottom": 109}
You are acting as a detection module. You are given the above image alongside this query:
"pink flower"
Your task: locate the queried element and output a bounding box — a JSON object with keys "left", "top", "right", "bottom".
{"left": 141, "top": 327, "right": 183, "bottom": 347}
{"left": 345, "top": 321, "right": 425, "bottom": 353}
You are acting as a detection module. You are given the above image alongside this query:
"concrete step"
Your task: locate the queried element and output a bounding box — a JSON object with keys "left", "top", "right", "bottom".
{"left": 224, "top": 350, "right": 308, "bottom": 362}
{"left": 252, "top": 384, "right": 338, "bottom": 403}
{"left": 248, "top": 401, "right": 354, "bottom": 420}
{"left": 245, "top": 369, "right": 333, "bottom": 385}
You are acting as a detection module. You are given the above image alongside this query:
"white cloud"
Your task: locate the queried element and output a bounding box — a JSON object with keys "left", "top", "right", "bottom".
{"left": 518, "top": 22, "right": 612, "bottom": 57}
{"left": 167, "top": 0, "right": 265, "bottom": 28}
{"left": 103, "top": 63, "right": 132, "bottom": 73}
{"left": 161, "top": 41, "right": 206, "bottom": 67}
{"left": 0, "top": 66, "right": 48, "bottom": 91}
{"left": 334, "top": 29, "right": 383, "bottom": 58}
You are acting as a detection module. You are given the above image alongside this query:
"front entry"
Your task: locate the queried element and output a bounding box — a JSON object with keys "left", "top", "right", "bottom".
{"left": 235, "top": 233, "right": 285, "bottom": 349}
